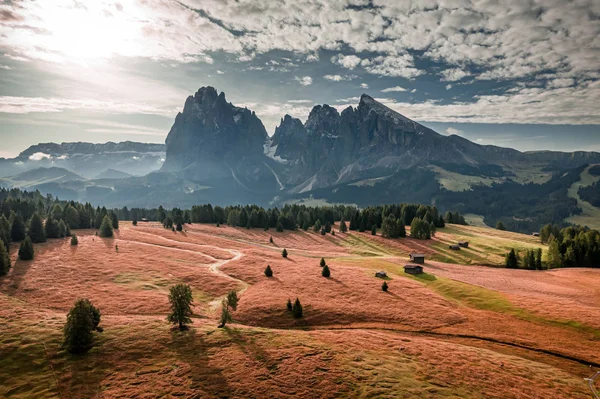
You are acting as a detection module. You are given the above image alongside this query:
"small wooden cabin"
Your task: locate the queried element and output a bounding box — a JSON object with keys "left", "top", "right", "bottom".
{"left": 140, "top": 218, "right": 148, "bottom": 222}
{"left": 532, "top": 232, "right": 540, "bottom": 237}
{"left": 458, "top": 241, "right": 469, "bottom": 248}
{"left": 404, "top": 264, "right": 424, "bottom": 275}
{"left": 449, "top": 245, "right": 461, "bottom": 250}
{"left": 375, "top": 271, "right": 387, "bottom": 278}
{"left": 409, "top": 253, "right": 425, "bottom": 264}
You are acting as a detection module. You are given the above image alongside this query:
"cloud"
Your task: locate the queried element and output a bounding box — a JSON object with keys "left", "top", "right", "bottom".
{"left": 440, "top": 68, "right": 470, "bottom": 82}
{"left": 216, "top": 70, "right": 225, "bottom": 74}
{"left": 29, "top": 152, "right": 52, "bottom": 161}
{"left": 381, "top": 86, "right": 407, "bottom": 93}
{"left": 330, "top": 54, "right": 362, "bottom": 70}
{"left": 294, "top": 76, "right": 313, "bottom": 86}
{"left": 287, "top": 100, "right": 313, "bottom": 104}
{"left": 323, "top": 74, "right": 357, "bottom": 82}
{"left": 445, "top": 84, "right": 452, "bottom": 90}
{"left": 445, "top": 127, "right": 464, "bottom": 136}
{"left": 360, "top": 83, "right": 369, "bottom": 89}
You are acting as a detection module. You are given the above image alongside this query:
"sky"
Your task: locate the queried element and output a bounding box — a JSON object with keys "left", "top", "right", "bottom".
{"left": 0, "top": 0, "right": 599, "bottom": 158}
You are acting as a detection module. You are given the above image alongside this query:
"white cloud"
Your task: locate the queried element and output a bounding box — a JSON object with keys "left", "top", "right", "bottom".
{"left": 445, "top": 84, "right": 452, "bottom": 90}
{"left": 217, "top": 70, "right": 225, "bottom": 74}
{"left": 440, "top": 68, "right": 470, "bottom": 82}
{"left": 381, "top": 86, "right": 407, "bottom": 93}
{"left": 323, "top": 74, "right": 357, "bottom": 82}
{"left": 330, "top": 54, "right": 362, "bottom": 70}
{"left": 445, "top": 127, "right": 464, "bottom": 136}
{"left": 29, "top": 152, "right": 52, "bottom": 161}
{"left": 360, "top": 83, "right": 369, "bottom": 89}
{"left": 287, "top": 100, "right": 313, "bottom": 104}
{"left": 294, "top": 76, "right": 313, "bottom": 86}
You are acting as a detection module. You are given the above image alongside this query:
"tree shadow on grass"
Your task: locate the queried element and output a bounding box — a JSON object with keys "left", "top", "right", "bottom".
{"left": 223, "top": 327, "right": 275, "bottom": 371}
{"left": 171, "top": 327, "right": 232, "bottom": 397}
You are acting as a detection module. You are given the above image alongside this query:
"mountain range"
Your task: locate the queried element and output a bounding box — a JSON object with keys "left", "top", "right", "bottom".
{"left": 1, "top": 86, "right": 599, "bottom": 232}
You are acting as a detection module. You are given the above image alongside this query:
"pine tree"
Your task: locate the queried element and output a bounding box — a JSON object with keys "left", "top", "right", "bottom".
{"left": 227, "top": 290, "right": 239, "bottom": 311}
{"left": 58, "top": 220, "right": 67, "bottom": 238}
{"left": 322, "top": 264, "right": 330, "bottom": 278}
{"left": 219, "top": 299, "right": 232, "bottom": 328}
{"left": 176, "top": 222, "right": 183, "bottom": 231}
{"left": 264, "top": 265, "right": 273, "bottom": 277}
{"left": 371, "top": 225, "right": 377, "bottom": 235}
{"left": 0, "top": 240, "right": 11, "bottom": 276}
{"left": 505, "top": 249, "right": 518, "bottom": 269}
{"left": 28, "top": 212, "right": 46, "bottom": 243}
{"left": 99, "top": 215, "right": 114, "bottom": 238}
{"left": 269, "top": 236, "right": 274, "bottom": 244}
{"left": 313, "top": 219, "right": 321, "bottom": 233}
{"left": 63, "top": 298, "right": 101, "bottom": 353}
{"left": 528, "top": 250, "right": 536, "bottom": 270}
{"left": 382, "top": 281, "right": 388, "bottom": 292}
{"left": 292, "top": 298, "right": 303, "bottom": 318}
{"left": 110, "top": 212, "right": 119, "bottom": 230}
{"left": 71, "top": 234, "right": 78, "bottom": 246}
{"left": 286, "top": 298, "right": 293, "bottom": 311}
{"left": 64, "top": 205, "right": 80, "bottom": 230}
{"left": 132, "top": 219, "right": 138, "bottom": 226}
{"left": 547, "top": 238, "right": 562, "bottom": 269}
{"left": 276, "top": 221, "right": 284, "bottom": 232}
{"left": 0, "top": 214, "right": 10, "bottom": 248}
{"left": 18, "top": 236, "right": 34, "bottom": 260}
{"left": 339, "top": 218, "right": 347, "bottom": 233}
{"left": 282, "top": 248, "right": 288, "bottom": 258}
{"left": 320, "top": 258, "right": 326, "bottom": 267}
{"left": 167, "top": 283, "right": 193, "bottom": 330}
{"left": 10, "top": 213, "right": 26, "bottom": 242}
{"left": 535, "top": 248, "right": 543, "bottom": 270}
{"left": 496, "top": 221, "right": 506, "bottom": 230}
{"left": 44, "top": 215, "right": 60, "bottom": 239}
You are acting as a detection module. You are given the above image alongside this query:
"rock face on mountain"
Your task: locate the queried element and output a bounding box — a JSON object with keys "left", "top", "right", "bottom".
{"left": 161, "top": 87, "right": 280, "bottom": 200}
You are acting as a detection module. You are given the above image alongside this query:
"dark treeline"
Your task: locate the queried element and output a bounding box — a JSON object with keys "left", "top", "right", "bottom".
{"left": 540, "top": 223, "right": 600, "bottom": 268}
{"left": 111, "top": 203, "right": 467, "bottom": 234}
{"left": 0, "top": 188, "right": 120, "bottom": 252}
{"left": 578, "top": 181, "right": 600, "bottom": 207}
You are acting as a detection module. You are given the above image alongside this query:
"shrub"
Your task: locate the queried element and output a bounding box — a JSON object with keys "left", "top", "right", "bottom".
{"left": 219, "top": 290, "right": 239, "bottom": 328}
{"left": 167, "top": 283, "right": 193, "bottom": 330}
{"left": 382, "top": 281, "right": 388, "bottom": 292}
{"left": 286, "top": 298, "right": 293, "bottom": 311}
{"left": 292, "top": 298, "right": 303, "bottom": 318}
{"left": 71, "top": 234, "right": 78, "bottom": 246}
{"left": 496, "top": 221, "right": 506, "bottom": 231}
{"left": 322, "top": 264, "right": 330, "bottom": 278}
{"left": 269, "top": 236, "right": 273, "bottom": 244}
{"left": 18, "top": 236, "right": 34, "bottom": 260}
{"left": 320, "top": 258, "right": 326, "bottom": 267}
{"left": 98, "top": 215, "right": 114, "bottom": 238}
{"left": 176, "top": 222, "right": 183, "bottom": 231}
{"left": 0, "top": 240, "right": 10, "bottom": 276}
{"left": 264, "top": 265, "right": 273, "bottom": 277}
{"left": 132, "top": 219, "right": 138, "bottom": 226}
{"left": 11, "top": 213, "right": 27, "bottom": 242}
{"left": 63, "top": 298, "right": 101, "bottom": 353}
{"left": 282, "top": 248, "right": 288, "bottom": 258}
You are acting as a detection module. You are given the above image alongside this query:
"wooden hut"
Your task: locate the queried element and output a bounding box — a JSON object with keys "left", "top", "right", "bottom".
{"left": 409, "top": 253, "right": 425, "bottom": 264}
{"left": 375, "top": 271, "right": 387, "bottom": 278}
{"left": 449, "top": 245, "right": 461, "bottom": 250}
{"left": 404, "top": 264, "right": 424, "bottom": 275}
{"left": 458, "top": 241, "right": 469, "bottom": 248}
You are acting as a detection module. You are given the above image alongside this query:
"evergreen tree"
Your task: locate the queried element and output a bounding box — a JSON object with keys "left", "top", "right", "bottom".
{"left": 98, "top": 215, "right": 114, "bottom": 238}
{"left": 371, "top": 225, "right": 377, "bottom": 235}
{"left": 18, "top": 236, "right": 34, "bottom": 260}
{"left": 0, "top": 214, "right": 10, "bottom": 248}
{"left": 227, "top": 290, "right": 239, "bottom": 311}
{"left": 505, "top": 249, "right": 518, "bottom": 269}
{"left": 382, "top": 281, "right": 388, "bottom": 292}
{"left": 320, "top": 258, "right": 326, "bottom": 267}
{"left": 10, "top": 213, "right": 26, "bottom": 242}
{"left": 264, "top": 265, "right": 273, "bottom": 277}
{"left": 313, "top": 219, "right": 321, "bottom": 233}
{"left": 269, "top": 236, "right": 274, "bottom": 244}
{"left": 0, "top": 240, "right": 10, "bottom": 276}
{"left": 528, "top": 250, "right": 536, "bottom": 270}
{"left": 167, "top": 283, "right": 193, "bottom": 330}
{"left": 286, "top": 298, "right": 293, "bottom": 311}
{"left": 219, "top": 299, "right": 232, "bottom": 328}
{"left": 163, "top": 217, "right": 173, "bottom": 229}
{"left": 322, "top": 264, "right": 330, "bottom": 278}
{"left": 44, "top": 215, "right": 60, "bottom": 239}
{"left": 547, "top": 238, "right": 562, "bottom": 269}
{"left": 63, "top": 298, "right": 101, "bottom": 353}
{"left": 292, "top": 298, "right": 303, "bottom": 318}
{"left": 71, "top": 234, "right": 78, "bottom": 246}
{"left": 64, "top": 205, "right": 80, "bottom": 230}
{"left": 110, "top": 212, "right": 119, "bottom": 230}
{"left": 176, "top": 222, "right": 183, "bottom": 231}
{"left": 276, "top": 221, "right": 284, "bottom": 232}
{"left": 282, "top": 248, "right": 288, "bottom": 258}
{"left": 132, "top": 219, "right": 138, "bottom": 226}
{"left": 535, "top": 248, "right": 543, "bottom": 270}
{"left": 496, "top": 221, "right": 506, "bottom": 231}
{"left": 339, "top": 218, "right": 347, "bottom": 233}
{"left": 58, "top": 220, "right": 67, "bottom": 238}
{"left": 28, "top": 212, "right": 46, "bottom": 243}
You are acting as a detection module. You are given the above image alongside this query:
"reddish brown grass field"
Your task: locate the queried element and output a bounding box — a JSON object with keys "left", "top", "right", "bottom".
{"left": 1, "top": 222, "right": 599, "bottom": 398}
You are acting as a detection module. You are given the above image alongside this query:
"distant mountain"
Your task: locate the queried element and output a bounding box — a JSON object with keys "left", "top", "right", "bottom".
{"left": 95, "top": 168, "right": 133, "bottom": 180}
{"left": 5, "top": 87, "right": 600, "bottom": 232}
{"left": 0, "top": 141, "right": 165, "bottom": 179}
